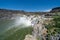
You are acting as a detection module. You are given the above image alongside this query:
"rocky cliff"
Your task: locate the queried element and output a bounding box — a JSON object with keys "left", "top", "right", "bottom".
{"left": 50, "top": 7, "right": 60, "bottom": 12}
{"left": 0, "top": 7, "right": 60, "bottom": 20}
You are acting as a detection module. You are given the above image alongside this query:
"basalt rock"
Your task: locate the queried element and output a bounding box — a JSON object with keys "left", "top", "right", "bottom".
{"left": 50, "top": 7, "right": 60, "bottom": 13}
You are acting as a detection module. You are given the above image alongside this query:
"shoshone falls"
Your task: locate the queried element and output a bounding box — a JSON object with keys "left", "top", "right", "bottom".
{"left": 0, "top": 14, "right": 49, "bottom": 40}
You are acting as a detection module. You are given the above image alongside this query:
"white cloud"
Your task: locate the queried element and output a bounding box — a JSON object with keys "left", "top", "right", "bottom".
{"left": 43, "top": 9, "right": 51, "bottom": 12}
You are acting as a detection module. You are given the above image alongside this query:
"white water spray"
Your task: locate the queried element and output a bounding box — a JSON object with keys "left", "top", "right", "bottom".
{"left": 15, "top": 16, "right": 32, "bottom": 27}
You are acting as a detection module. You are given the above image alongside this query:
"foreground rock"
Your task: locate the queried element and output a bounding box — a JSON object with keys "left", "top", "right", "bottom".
{"left": 24, "top": 34, "right": 37, "bottom": 40}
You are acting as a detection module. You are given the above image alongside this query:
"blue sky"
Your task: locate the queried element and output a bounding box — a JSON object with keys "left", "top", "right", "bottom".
{"left": 0, "top": 0, "right": 60, "bottom": 12}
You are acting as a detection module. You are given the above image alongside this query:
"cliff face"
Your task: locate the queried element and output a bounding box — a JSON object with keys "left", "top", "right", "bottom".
{"left": 50, "top": 7, "right": 60, "bottom": 13}
{"left": 0, "top": 9, "right": 24, "bottom": 19}
{"left": 0, "top": 7, "right": 60, "bottom": 20}
{"left": 0, "top": 9, "right": 45, "bottom": 20}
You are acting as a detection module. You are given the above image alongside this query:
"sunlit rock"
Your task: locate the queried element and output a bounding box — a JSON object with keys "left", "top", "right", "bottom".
{"left": 24, "top": 34, "right": 37, "bottom": 40}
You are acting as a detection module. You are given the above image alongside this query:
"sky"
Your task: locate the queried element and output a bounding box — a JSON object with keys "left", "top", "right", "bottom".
{"left": 0, "top": 0, "right": 60, "bottom": 12}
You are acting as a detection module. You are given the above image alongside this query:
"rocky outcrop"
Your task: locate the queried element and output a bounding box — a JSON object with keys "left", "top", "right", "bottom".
{"left": 23, "top": 15, "right": 48, "bottom": 40}
{"left": 50, "top": 7, "right": 60, "bottom": 12}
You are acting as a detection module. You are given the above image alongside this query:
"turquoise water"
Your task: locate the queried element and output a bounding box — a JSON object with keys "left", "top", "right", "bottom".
{"left": 0, "top": 19, "right": 32, "bottom": 40}
{"left": 0, "top": 20, "right": 15, "bottom": 34}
